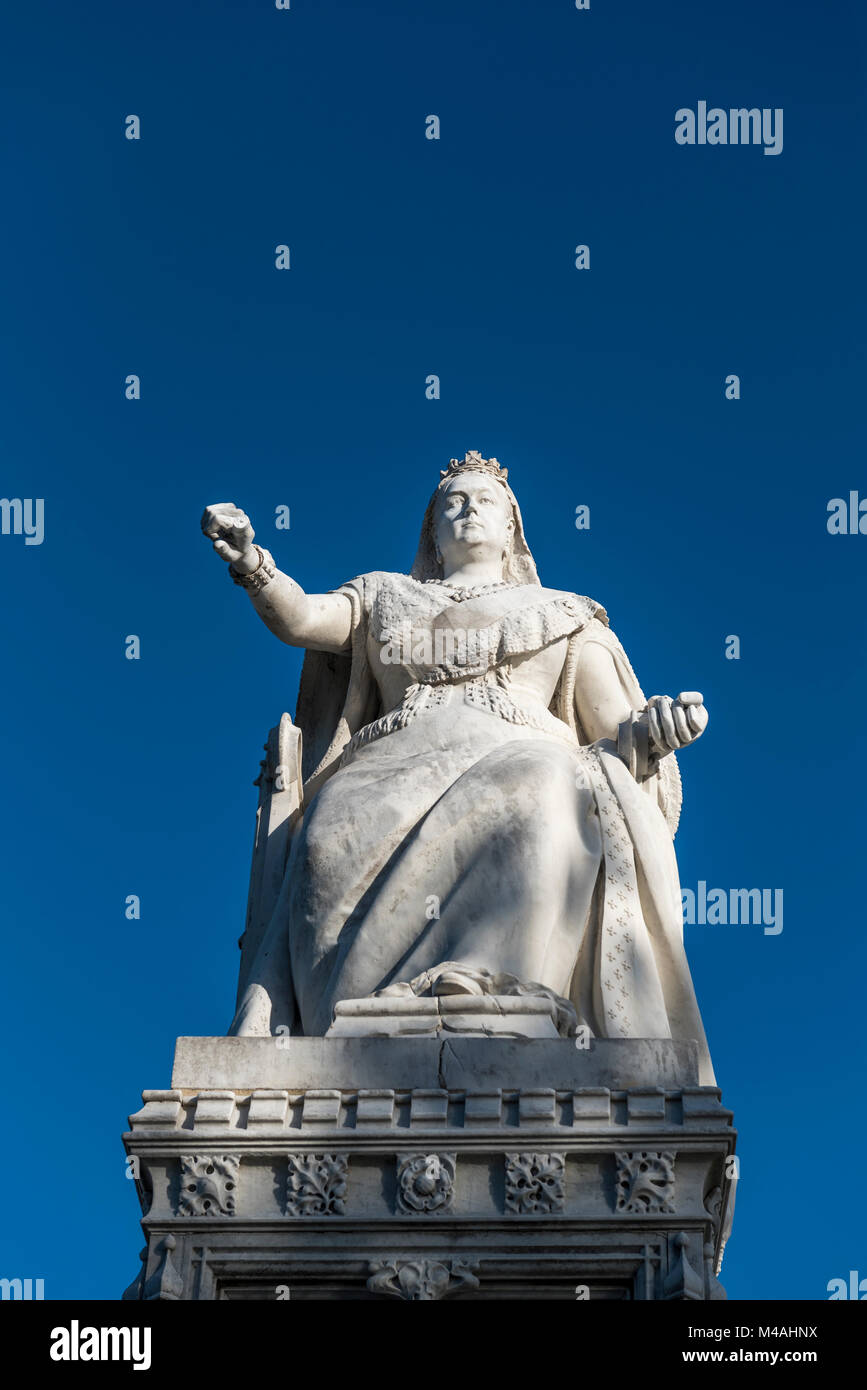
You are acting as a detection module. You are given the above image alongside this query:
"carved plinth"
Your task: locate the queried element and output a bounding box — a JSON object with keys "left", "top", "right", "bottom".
{"left": 122, "top": 1037, "right": 736, "bottom": 1301}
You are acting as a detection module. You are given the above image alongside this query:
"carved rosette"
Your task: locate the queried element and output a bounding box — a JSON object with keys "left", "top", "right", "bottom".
{"left": 285, "top": 1153, "right": 348, "bottom": 1216}
{"left": 367, "top": 1259, "right": 479, "bottom": 1301}
{"left": 505, "top": 1152, "right": 566, "bottom": 1214}
{"left": 396, "top": 1152, "right": 456, "bottom": 1214}
{"left": 178, "top": 1154, "right": 239, "bottom": 1217}
{"left": 615, "top": 1150, "right": 676, "bottom": 1214}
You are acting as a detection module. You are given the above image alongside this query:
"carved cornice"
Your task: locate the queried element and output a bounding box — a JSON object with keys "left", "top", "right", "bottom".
{"left": 127, "top": 1085, "right": 733, "bottom": 1137}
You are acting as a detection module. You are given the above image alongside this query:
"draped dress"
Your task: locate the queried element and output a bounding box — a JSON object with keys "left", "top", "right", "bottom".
{"left": 251, "top": 569, "right": 715, "bottom": 1085}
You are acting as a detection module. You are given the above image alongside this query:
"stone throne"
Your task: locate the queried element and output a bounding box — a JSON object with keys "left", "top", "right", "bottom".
{"left": 235, "top": 713, "right": 303, "bottom": 1021}
{"left": 122, "top": 714, "right": 737, "bottom": 1302}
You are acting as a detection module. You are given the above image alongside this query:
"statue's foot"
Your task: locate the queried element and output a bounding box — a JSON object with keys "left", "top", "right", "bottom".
{"left": 429, "top": 961, "right": 580, "bottom": 1037}
{"left": 369, "top": 961, "right": 580, "bottom": 1038}
{"left": 377, "top": 963, "right": 491, "bottom": 999}
{"left": 376, "top": 962, "right": 577, "bottom": 1036}
{"left": 374, "top": 981, "right": 416, "bottom": 998}
{"left": 430, "top": 969, "right": 487, "bottom": 998}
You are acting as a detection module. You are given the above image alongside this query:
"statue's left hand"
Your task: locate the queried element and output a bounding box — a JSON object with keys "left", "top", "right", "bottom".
{"left": 644, "top": 692, "right": 707, "bottom": 754}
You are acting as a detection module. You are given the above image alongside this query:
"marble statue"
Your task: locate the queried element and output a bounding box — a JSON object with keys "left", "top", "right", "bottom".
{"left": 201, "top": 451, "right": 715, "bottom": 1084}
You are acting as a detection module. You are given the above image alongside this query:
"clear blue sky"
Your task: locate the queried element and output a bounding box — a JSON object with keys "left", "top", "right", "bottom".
{"left": 1, "top": 0, "right": 864, "bottom": 1299}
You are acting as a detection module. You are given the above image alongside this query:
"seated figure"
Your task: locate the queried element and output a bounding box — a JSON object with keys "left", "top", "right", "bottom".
{"left": 201, "top": 451, "right": 714, "bottom": 1084}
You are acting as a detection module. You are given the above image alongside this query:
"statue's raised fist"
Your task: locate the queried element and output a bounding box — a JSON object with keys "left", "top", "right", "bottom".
{"left": 200, "top": 503, "right": 256, "bottom": 569}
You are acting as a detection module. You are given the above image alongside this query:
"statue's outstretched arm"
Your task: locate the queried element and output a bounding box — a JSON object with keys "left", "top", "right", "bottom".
{"left": 200, "top": 502, "right": 352, "bottom": 654}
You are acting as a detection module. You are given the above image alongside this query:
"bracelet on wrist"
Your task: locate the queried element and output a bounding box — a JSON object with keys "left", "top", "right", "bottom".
{"left": 229, "top": 544, "right": 277, "bottom": 594}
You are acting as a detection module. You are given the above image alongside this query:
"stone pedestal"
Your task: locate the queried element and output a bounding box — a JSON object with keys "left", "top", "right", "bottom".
{"left": 122, "top": 1036, "right": 736, "bottom": 1301}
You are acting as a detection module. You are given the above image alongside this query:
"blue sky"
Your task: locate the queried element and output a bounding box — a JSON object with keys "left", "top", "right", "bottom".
{"left": 1, "top": 0, "right": 864, "bottom": 1299}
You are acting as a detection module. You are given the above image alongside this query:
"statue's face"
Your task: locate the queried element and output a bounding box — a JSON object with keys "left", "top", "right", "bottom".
{"left": 434, "top": 471, "right": 515, "bottom": 572}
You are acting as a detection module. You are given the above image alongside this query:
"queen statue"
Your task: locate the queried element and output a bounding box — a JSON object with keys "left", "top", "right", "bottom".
{"left": 200, "top": 451, "right": 714, "bottom": 1085}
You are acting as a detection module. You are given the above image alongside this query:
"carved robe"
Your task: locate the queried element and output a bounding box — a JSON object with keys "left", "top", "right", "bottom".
{"left": 231, "top": 570, "right": 714, "bottom": 1087}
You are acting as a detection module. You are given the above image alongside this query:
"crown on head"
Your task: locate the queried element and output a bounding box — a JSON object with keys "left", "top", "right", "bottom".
{"left": 440, "top": 449, "right": 508, "bottom": 484}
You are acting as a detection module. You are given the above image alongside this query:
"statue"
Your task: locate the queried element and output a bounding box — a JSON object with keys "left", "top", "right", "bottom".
{"left": 201, "top": 451, "right": 714, "bottom": 1084}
